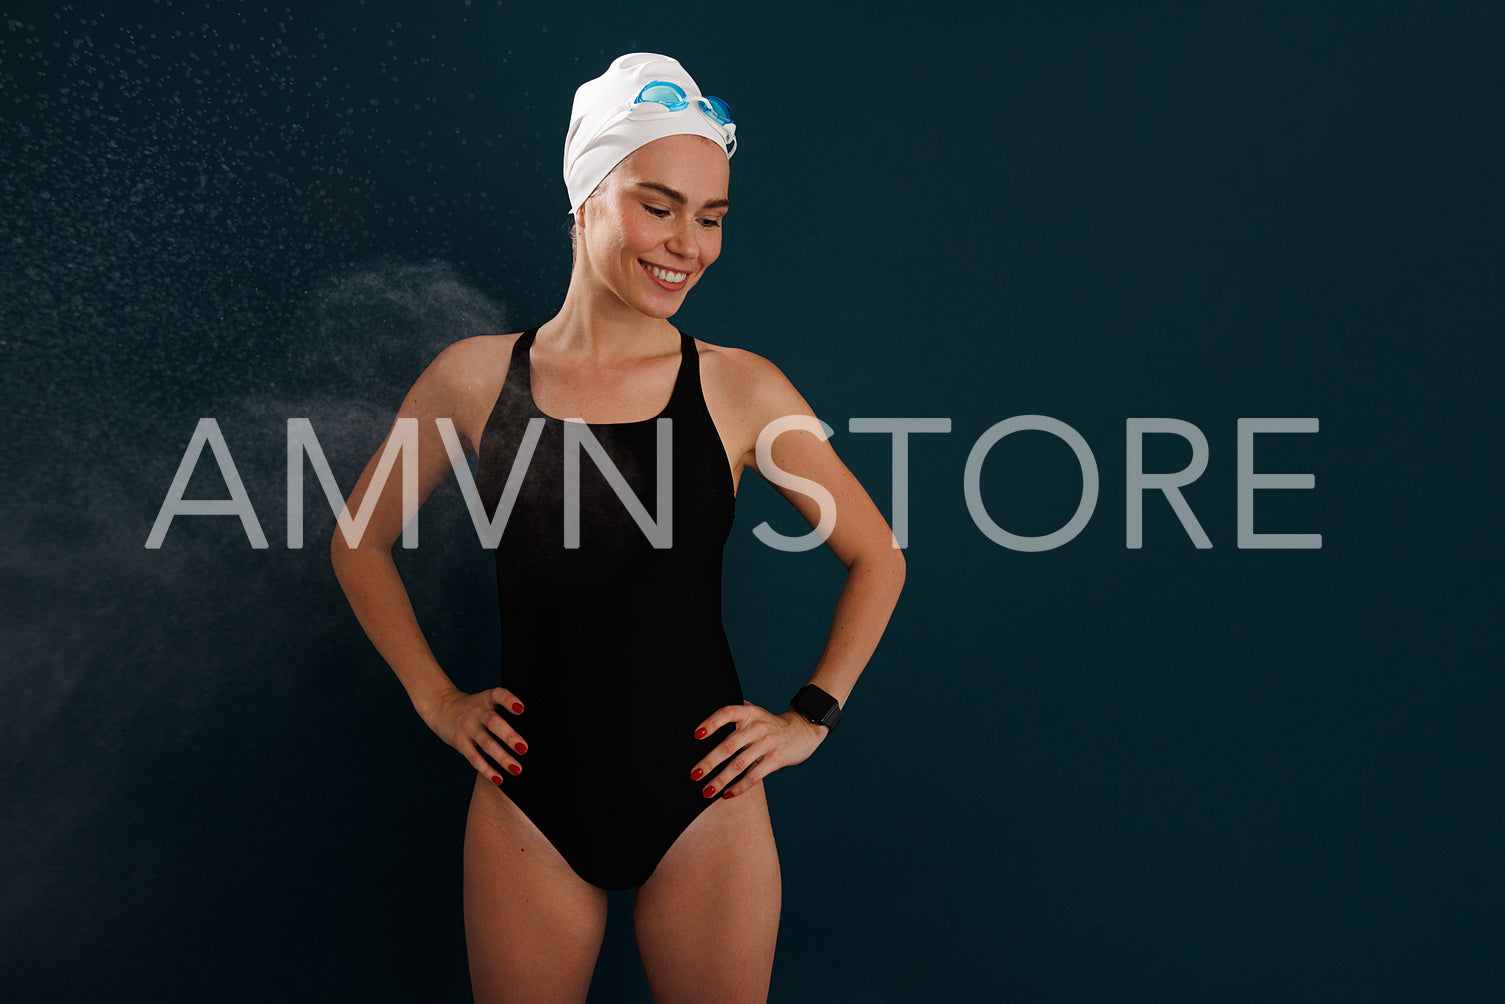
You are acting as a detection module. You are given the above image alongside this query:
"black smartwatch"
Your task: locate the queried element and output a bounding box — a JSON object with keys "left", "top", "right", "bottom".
{"left": 789, "top": 684, "right": 843, "bottom": 731}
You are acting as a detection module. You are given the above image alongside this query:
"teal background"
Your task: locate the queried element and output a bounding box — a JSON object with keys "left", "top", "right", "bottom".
{"left": 2, "top": 1, "right": 1501, "bottom": 1001}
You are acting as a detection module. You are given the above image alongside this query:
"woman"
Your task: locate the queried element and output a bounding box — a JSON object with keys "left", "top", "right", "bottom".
{"left": 331, "top": 53, "right": 904, "bottom": 1003}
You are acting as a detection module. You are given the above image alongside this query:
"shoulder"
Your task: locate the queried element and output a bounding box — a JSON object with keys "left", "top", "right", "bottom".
{"left": 695, "top": 338, "right": 812, "bottom": 420}
{"left": 694, "top": 336, "right": 818, "bottom": 462}
{"left": 409, "top": 333, "right": 518, "bottom": 406}
{"left": 426, "top": 332, "right": 519, "bottom": 385}
{"left": 401, "top": 332, "right": 522, "bottom": 450}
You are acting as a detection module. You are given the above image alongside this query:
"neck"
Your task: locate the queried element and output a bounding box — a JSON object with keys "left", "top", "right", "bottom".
{"left": 541, "top": 260, "right": 678, "bottom": 363}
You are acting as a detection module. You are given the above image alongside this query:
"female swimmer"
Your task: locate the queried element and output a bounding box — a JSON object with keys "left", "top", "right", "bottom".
{"left": 332, "top": 53, "right": 904, "bottom": 1003}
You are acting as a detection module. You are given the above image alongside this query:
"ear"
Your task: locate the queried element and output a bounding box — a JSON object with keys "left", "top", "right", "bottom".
{"left": 573, "top": 199, "right": 590, "bottom": 239}
{"left": 570, "top": 203, "right": 589, "bottom": 264}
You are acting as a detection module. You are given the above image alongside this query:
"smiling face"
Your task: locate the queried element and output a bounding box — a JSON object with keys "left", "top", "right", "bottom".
{"left": 573, "top": 133, "right": 731, "bottom": 319}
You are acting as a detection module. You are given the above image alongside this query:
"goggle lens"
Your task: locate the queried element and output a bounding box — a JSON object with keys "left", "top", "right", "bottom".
{"left": 699, "top": 94, "right": 733, "bottom": 126}
{"left": 633, "top": 81, "right": 735, "bottom": 129}
{"left": 635, "top": 81, "right": 691, "bottom": 111}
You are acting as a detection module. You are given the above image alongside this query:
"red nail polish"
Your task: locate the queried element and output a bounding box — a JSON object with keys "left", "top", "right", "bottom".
{"left": 491, "top": 775, "right": 503, "bottom": 786}
{"left": 508, "top": 763, "right": 521, "bottom": 776}
{"left": 702, "top": 785, "right": 716, "bottom": 798}
{"left": 511, "top": 703, "right": 523, "bottom": 713}
{"left": 694, "top": 727, "right": 708, "bottom": 739}
{"left": 722, "top": 791, "right": 734, "bottom": 799}
{"left": 690, "top": 767, "right": 704, "bottom": 781}
{"left": 514, "top": 742, "right": 527, "bottom": 754}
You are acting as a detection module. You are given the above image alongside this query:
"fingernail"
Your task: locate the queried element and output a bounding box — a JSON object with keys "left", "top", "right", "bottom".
{"left": 721, "top": 791, "right": 734, "bottom": 799}
{"left": 690, "top": 767, "right": 704, "bottom": 781}
{"left": 507, "top": 763, "right": 521, "bottom": 776}
{"left": 514, "top": 742, "right": 527, "bottom": 754}
{"left": 702, "top": 785, "right": 716, "bottom": 798}
{"left": 694, "top": 727, "right": 708, "bottom": 739}
{"left": 491, "top": 775, "right": 503, "bottom": 786}
{"left": 511, "top": 703, "right": 524, "bottom": 713}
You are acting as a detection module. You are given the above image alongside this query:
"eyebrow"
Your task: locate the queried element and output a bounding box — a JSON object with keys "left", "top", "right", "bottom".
{"left": 635, "top": 181, "right": 730, "bottom": 210}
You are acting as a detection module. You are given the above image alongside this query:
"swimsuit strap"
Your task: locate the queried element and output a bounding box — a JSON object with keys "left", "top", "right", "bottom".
{"left": 660, "top": 330, "right": 698, "bottom": 419}
{"left": 506, "top": 327, "right": 539, "bottom": 412}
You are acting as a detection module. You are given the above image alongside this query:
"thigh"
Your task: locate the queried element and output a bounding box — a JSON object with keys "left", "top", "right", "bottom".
{"left": 632, "top": 786, "right": 781, "bottom": 1004}
{"left": 463, "top": 775, "right": 608, "bottom": 1004}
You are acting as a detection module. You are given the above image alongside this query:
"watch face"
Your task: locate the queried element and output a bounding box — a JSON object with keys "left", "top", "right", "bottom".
{"left": 793, "top": 686, "right": 840, "bottom": 729}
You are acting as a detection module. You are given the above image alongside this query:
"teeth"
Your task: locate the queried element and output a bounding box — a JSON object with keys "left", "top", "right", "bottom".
{"left": 647, "top": 264, "right": 688, "bottom": 283}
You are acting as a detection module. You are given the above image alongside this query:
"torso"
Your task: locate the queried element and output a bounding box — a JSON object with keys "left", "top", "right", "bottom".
{"left": 466, "top": 325, "right": 745, "bottom": 890}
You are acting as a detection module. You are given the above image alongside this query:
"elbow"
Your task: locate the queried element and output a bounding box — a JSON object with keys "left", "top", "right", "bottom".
{"left": 331, "top": 527, "right": 394, "bottom": 584}
{"left": 877, "top": 535, "right": 906, "bottom": 601}
{"left": 329, "top": 526, "right": 357, "bottom": 580}
{"left": 329, "top": 530, "right": 345, "bottom": 580}
{"left": 849, "top": 539, "right": 906, "bottom": 594}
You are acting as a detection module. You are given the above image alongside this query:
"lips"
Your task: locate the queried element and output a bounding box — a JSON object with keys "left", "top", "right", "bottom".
{"left": 641, "top": 260, "right": 690, "bottom": 289}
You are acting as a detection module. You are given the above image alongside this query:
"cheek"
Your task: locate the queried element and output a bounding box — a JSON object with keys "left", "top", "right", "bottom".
{"left": 699, "top": 229, "right": 724, "bottom": 267}
{"left": 619, "top": 214, "right": 663, "bottom": 254}
{"left": 585, "top": 216, "right": 631, "bottom": 270}
{"left": 604, "top": 214, "right": 633, "bottom": 247}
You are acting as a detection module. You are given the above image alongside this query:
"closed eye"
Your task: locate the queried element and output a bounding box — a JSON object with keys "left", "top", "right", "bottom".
{"left": 643, "top": 204, "right": 670, "bottom": 218}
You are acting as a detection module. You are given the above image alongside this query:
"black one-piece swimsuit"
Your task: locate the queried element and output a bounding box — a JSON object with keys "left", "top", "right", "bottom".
{"left": 473, "top": 326, "right": 743, "bottom": 890}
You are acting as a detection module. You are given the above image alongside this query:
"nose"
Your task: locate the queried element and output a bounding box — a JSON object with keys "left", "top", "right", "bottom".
{"left": 663, "top": 216, "right": 699, "bottom": 262}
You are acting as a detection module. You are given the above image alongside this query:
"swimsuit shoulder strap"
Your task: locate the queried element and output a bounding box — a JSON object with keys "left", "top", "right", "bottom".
{"left": 502, "top": 327, "right": 538, "bottom": 394}
{"left": 661, "top": 330, "right": 703, "bottom": 418}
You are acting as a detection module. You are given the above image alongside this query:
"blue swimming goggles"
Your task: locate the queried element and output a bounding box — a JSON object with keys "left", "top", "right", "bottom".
{"left": 631, "top": 80, "right": 737, "bottom": 154}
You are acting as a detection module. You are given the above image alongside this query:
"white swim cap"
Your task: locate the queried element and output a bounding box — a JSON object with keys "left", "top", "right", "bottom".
{"left": 562, "top": 53, "right": 736, "bottom": 215}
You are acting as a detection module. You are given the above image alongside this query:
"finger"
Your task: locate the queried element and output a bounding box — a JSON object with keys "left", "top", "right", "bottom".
{"left": 720, "top": 772, "right": 768, "bottom": 800}
{"left": 708, "top": 756, "right": 769, "bottom": 799}
{"left": 490, "top": 686, "right": 525, "bottom": 715}
{"left": 473, "top": 730, "right": 524, "bottom": 777}
{"left": 478, "top": 710, "right": 528, "bottom": 762}
{"left": 691, "top": 702, "right": 755, "bottom": 741}
{"left": 481, "top": 710, "right": 535, "bottom": 758}
{"left": 689, "top": 720, "right": 772, "bottom": 786}
{"left": 459, "top": 738, "right": 510, "bottom": 788}
{"left": 698, "top": 739, "right": 777, "bottom": 799}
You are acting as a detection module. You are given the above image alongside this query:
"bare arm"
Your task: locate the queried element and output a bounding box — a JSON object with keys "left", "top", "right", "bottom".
{"left": 693, "top": 349, "right": 906, "bottom": 798}
{"left": 743, "top": 367, "right": 906, "bottom": 707}
{"left": 330, "top": 336, "right": 530, "bottom": 783}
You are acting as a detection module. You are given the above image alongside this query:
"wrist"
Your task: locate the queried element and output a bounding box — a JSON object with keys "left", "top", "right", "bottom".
{"left": 781, "top": 709, "right": 829, "bottom": 741}
{"left": 413, "top": 683, "right": 461, "bottom": 727}
{"left": 787, "top": 683, "right": 843, "bottom": 732}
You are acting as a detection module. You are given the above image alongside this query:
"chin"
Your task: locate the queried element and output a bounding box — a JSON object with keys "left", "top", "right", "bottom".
{"left": 633, "top": 289, "right": 691, "bottom": 320}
